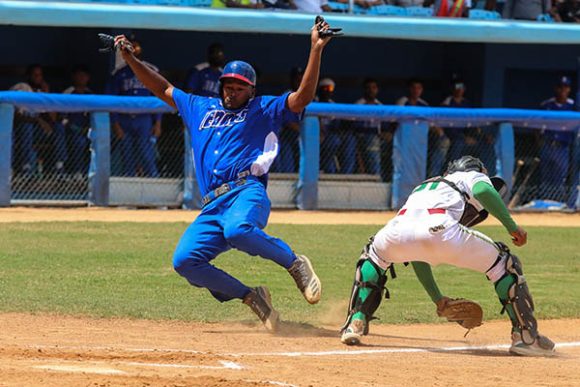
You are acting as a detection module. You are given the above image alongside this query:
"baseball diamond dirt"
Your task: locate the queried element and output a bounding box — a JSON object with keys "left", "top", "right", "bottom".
{"left": 1, "top": 208, "right": 579, "bottom": 387}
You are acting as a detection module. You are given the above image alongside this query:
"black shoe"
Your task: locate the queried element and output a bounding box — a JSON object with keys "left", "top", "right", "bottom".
{"left": 243, "top": 286, "right": 280, "bottom": 332}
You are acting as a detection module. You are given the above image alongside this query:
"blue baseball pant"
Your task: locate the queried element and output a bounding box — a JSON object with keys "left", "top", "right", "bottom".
{"left": 173, "top": 180, "right": 297, "bottom": 302}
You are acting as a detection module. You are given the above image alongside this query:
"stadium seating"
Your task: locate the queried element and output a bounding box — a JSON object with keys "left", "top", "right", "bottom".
{"left": 366, "top": 5, "right": 407, "bottom": 16}
{"left": 405, "top": 6, "right": 434, "bottom": 17}
{"left": 468, "top": 9, "right": 501, "bottom": 20}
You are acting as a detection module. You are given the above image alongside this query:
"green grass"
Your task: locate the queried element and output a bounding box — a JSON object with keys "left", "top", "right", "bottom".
{"left": 0, "top": 222, "right": 579, "bottom": 325}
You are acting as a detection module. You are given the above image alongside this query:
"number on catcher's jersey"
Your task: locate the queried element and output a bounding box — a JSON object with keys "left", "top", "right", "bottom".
{"left": 413, "top": 181, "right": 440, "bottom": 193}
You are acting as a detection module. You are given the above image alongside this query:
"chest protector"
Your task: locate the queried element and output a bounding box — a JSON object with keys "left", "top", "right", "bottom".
{"left": 422, "top": 176, "right": 508, "bottom": 227}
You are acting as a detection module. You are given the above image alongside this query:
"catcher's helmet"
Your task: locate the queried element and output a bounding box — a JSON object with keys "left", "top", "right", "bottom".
{"left": 445, "top": 156, "right": 486, "bottom": 175}
{"left": 220, "top": 61, "right": 256, "bottom": 87}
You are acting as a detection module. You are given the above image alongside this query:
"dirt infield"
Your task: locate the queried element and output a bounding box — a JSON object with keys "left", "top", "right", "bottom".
{"left": 1, "top": 313, "right": 579, "bottom": 387}
{"left": 1, "top": 207, "right": 579, "bottom": 226}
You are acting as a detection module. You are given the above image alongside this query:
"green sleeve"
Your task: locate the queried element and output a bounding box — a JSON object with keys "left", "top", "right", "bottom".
{"left": 472, "top": 181, "right": 518, "bottom": 233}
{"left": 411, "top": 261, "right": 443, "bottom": 303}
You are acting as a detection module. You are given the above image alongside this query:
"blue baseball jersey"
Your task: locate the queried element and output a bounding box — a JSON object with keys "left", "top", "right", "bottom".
{"left": 172, "top": 87, "right": 300, "bottom": 197}
{"left": 540, "top": 97, "right": 576, "bottom": 144}
{"left": 184, "top": 63, "right": 222, "bottom": 98}
{"left": 109, "top": 64, "right": 162, "bottom": 126}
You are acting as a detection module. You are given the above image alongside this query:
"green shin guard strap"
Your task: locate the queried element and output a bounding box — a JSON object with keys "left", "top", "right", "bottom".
{"left": 412, "top": 261, "right": 443, "bottom": 303}
{"left": 353, "top": 260, "right": 386, "bottom": 323}
{"left": 495, "top": 275, "right": 520, "bottom": 332}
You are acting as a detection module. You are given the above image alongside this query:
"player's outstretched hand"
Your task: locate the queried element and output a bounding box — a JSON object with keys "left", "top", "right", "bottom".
{"left": 510, "top": 226, "right": 527, "bottom": 247}
{"left": 114, "top": 35, "right": 135, "bottom": 60}
{"left": 312, "top": 16, "right": 339, "bottom": 50}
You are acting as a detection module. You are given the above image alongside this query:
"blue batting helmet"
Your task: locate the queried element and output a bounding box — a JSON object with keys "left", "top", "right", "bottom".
{"left": 220, "top": 61, "right": 256, "bottom": 87}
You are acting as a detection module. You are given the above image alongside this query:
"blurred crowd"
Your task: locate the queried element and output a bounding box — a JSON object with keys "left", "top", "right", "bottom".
{"left": 7, "top": 39, "right": 579, "bottom": 204}
{"left": 203, "top": 0, "right": 579, "bottom": 23}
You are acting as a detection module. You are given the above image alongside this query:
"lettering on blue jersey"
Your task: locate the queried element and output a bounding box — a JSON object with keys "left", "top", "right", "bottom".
{"left": 199, "top": 109, "right": 249, "bottom": 130}
{"left": 122, "top": 77, "right": 146, "bottom": 91}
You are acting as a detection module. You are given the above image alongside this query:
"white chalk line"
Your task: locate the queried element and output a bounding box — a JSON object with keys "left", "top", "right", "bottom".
{"left": 34, "top": 364, "right": 127, "bottom": 375}
{"left": 31, "top": 341, "right": 580, "bottom": 358}
{"left": 121, "top": 359, "right": 244, "bottom": 370}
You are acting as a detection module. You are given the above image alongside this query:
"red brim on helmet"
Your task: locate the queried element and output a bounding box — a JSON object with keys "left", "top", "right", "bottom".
{"left": 220, "top": 73, "right": 255, "bottom": 86}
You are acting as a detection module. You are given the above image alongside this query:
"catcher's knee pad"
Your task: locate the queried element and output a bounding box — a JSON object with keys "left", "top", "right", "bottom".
{"left": 341, "top": 238, "right": 390, "bottom": 335}
{"left": 496, "top": 242, "right": 538, "bottom": 345}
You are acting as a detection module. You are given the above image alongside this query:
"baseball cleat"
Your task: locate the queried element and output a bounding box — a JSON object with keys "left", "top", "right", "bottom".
{"left": 287, "top": 254, "right": 322, "bottom": 304}
{"left": 243, "top": 286, "right": 280, "bottom": 333}
{"left": 509, "top": 331, "right": 556, "bottom": 357}
{"left": 341, "top": 319, "right": 365, "bottom": 346}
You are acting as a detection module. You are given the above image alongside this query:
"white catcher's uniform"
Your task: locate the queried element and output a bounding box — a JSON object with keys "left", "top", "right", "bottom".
{"left": 370, "top": 171, "right": 506, "bottom": 283}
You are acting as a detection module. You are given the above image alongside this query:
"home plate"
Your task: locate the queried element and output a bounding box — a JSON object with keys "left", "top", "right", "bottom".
{"left": 35, "top": 365, "right": 127, "bottom": 375}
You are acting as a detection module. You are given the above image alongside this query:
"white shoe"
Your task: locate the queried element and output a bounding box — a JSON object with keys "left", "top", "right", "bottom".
{"left": 509, "top": 331, "right": 556, "bottom": 357}
{"left": 287, "top": 255, "right": 322, "bottom": 304}
{"left": 341, "top": 319, "right": 365, "bottom": 346}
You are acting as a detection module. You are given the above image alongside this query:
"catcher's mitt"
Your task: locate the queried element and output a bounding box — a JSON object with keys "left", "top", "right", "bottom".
{"left": 436, "top": 297, "right": 483, "bottom": 330}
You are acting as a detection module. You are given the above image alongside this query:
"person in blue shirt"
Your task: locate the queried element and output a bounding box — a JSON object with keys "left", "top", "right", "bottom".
{"left": 184, "top": 43, "right": 225, "bottom": 98}
{"left": 62, "top": 65, "right": 93, "bottom": 179}
{"left": 112, "top": 20, "right": 334, "bottom": 332}
{"left": 108, "top": 39, "right": 161, "bottom": 178}
{"left": 539, "top": 76, "right": 576, "bottom": 202}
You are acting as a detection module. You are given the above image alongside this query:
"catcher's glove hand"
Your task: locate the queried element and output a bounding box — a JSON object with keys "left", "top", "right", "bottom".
{"left": 436, "top": 296, "right": 483, "bottom": 330}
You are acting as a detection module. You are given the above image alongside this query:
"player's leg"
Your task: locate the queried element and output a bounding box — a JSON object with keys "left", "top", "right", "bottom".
{"left": 445, "top": 225, "right": 555, "bottom": 356}
{"left": 52, "top": 121, "right": 67, "bottom": 174}
{"left": 222, "top": 182, "right": 321, "bottom": 304}
{"left": 119, "top": 129, "right": 137, "bottom": 177}
{"left": 341, "top": 238, "right": 388, "bottom": 345}
{"left": 135, "top": 130, "right": 159, "bottom": 177}
{"left": 172, "top": 210, "right": 279, "bottom": 331}
{"left": 488, "top": 243, "right": 556, "bottom": 357}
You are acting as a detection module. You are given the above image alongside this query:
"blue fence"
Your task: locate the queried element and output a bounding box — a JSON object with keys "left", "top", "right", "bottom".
{"left": 1, "top": 91, "right": 579, "bottom": 210}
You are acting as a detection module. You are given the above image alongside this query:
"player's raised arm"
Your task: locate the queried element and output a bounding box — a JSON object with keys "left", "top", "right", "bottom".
{"left": 287, "top": 19, "right": 334, "bottom": 113}
{"left": 114, "top": 35, "right": 176, "bottom": 109}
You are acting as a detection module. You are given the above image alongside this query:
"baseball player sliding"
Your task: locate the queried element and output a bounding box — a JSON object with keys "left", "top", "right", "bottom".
{"left": 112, "top": 18, "right": 337, "bottom": 332}
{"left": 341, "top": 156, "right": 556, "bottom": 357}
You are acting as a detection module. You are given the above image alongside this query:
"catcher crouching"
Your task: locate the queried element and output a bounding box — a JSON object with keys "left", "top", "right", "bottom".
{"left": 340, "top": 156, "right": 556, "bottom": 357}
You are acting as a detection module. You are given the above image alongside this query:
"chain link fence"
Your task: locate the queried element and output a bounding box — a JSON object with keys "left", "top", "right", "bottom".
{"left": 3, "top": 93, "right": 579, "bottom": 211}
{"left": 109, "top": 112, "right": 184, "bottom": 207}
{"left": 11, "top": 109, "right": 184, "bottom": 206}
{"left": 11, "top": 111, "right": 90, "bottom": 203}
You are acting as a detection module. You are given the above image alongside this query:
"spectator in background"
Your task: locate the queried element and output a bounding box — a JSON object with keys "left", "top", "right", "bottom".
{"left": 353, "top": 78, "right": 382, "bottom": 175}
{"left": 552, "top": 0, "right": 580, "bottom": 22}
{"left": 388, "top": 0, "right": 430, "bottom": 6}
{"left": 318, "top": 78, "right": 356, "bottom": 174}
{"left": 273, "top": 67, "right": 304, "bottom": 173}
{"left": 337, "top": 0, "right": 383, "bottom": 9}
{"left": 397, "top": 79, "right": 447, "bottom": 177}
{"left": 434, "top": 0, "right": 469, "bottom": 17}
{"left": 62, "top": 65, "right": 92, "bottom": 179}
{"left": 440, "top": 78, "right": 473, "bottom": 164}
{"left": 294, "top": 0, "right": 333, "bottom": 13}
{"left": 184, "top": 43, "right": 225, "bottom": 98}
{"left": 10, "top": 64, "right": 67, "bottom": 176}
{"left": 108, "top": 39, "right": 161, "bottom": 178}
{"left": 538, "top": 76, "right": 575, "bottom": 202}
{"left": 503, "top": 0, "right": 551, "bottom": 20}
{"left": 212, "top": 0, "right": 266, "bottom": 9}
